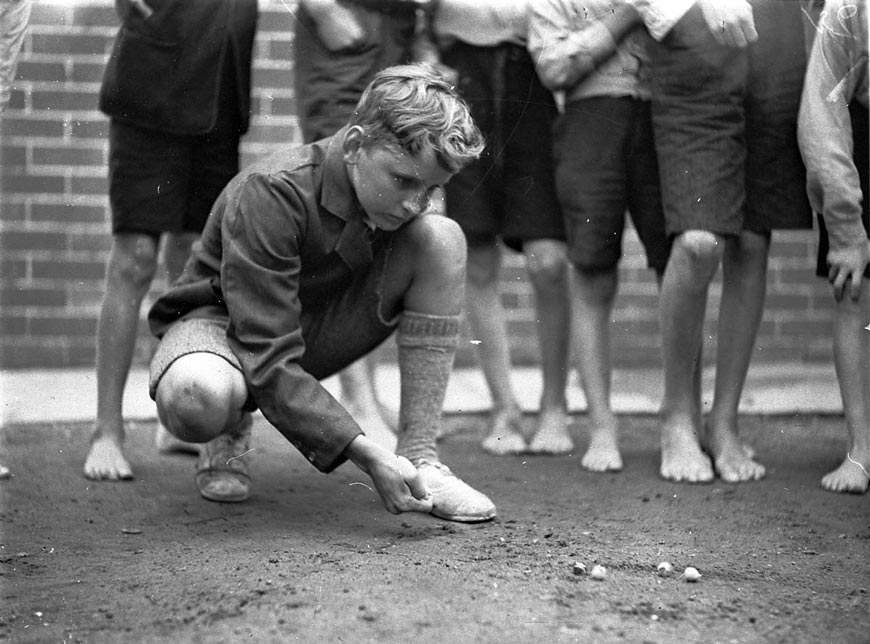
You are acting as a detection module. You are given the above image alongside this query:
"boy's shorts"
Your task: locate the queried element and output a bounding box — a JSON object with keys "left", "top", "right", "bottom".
{"left": 555, "top": 96, "right": 671, "bottom": 275}
{"left": 441, "top": 42, "right": 565, "bottom": 252}
{"left": 149, "top": 233, "right": 401, "bottom": 404}
{"left": 108, "top": 117, "right": 241, "bottom": 237}
{"left": 648, "top": 0, "right": 812, "bottom": 237}
{"left": 816, "top": 103, "right": 870, "bottom": 279}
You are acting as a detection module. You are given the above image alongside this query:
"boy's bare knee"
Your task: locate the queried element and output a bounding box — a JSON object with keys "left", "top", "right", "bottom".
{"left": 408, "top": 215, "right": 467, "bottom": 283}
{"left": 525, "top": 241, "right": 567, "bottom": 287}
{"left": 676, "top": 230, "right": 724, "bottom": 263}
{"left": 155, "top": 355, "right": 245, "bottom": 442}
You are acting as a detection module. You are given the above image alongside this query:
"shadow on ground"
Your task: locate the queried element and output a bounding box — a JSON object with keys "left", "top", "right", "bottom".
{"left": 1, "top": 414, "right": 868, "bottom": 644}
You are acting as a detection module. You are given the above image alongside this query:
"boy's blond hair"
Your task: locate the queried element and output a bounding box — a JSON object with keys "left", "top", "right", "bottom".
{"left": 349, "top": 63, "right": 485, "bottom": 173}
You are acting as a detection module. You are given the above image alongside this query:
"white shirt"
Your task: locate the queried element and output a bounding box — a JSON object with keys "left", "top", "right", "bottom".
{"left": 627, "top": 0, "right": 694, "bottom": 40}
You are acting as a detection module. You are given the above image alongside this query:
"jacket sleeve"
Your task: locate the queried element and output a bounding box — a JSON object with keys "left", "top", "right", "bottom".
{"left": 221, "top": 173, "right": 363, "bottom": 472}
{"left": 798, "top": 1, "right": 867, "bottom": 253}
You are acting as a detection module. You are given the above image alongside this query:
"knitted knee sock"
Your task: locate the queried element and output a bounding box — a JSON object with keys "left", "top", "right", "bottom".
{"left": 394, "top": 310, "right": 461, "bottom": 465}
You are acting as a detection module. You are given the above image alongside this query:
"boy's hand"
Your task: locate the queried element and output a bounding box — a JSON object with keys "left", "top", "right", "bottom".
{"left": 827, "top": 240, "right": 870, "bottom": 301}
{"left": 344, "top": 435, "right": 433, "bottom": 515}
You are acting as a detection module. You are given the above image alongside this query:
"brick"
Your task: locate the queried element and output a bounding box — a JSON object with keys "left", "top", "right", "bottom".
{"left": 30, "top": 33, "right": 113, "bottom": 57}
{"left": 6, "top": 89, "right": 25, "bottom": 110}
{"left": 269, "top": 96, "right": 296, "bottom": 116}
{"left": 266, "top": 39, "right": 295, "bottom": 62}
{"left": 69, "top": 233, "right": 111, "bottom": 253}
{"left": 72, "top": 4, "right": 120, "bottom": 28}
{"left": 251, "top": 66, "right": 294, "bottom": 90}
{"left": 30, "top": 2, "right": 71, "bottom": 25}
{"left": 0, "top": 340, "right": 72, "bottom": 369}
{"left": 256, "top": 9, "right": 296, "bottom": 32}
{"left": 31, "top": 258, "right": 105, "bottom": 281}
{"left": 0, "top": 145, "right": 27, "bottom": 167}
{"left": 0, "top": 314, "right": 28, "bottom": 335}
{"left": 0, "top": 201, "right": 27, "bottom": 221}
{"left": 70, "top": 117, "right": 109, "bottom": 139}
{"left": 0, "top": 258, "right": 28, "bottom": 281}
{"left": 32, "top": 145, "right": 105, "bottom": 167}
{"left": 31, "top": 203, "right": 106, "bottom": 225}
{"left": 0, "top": 116, "right": 66, "bottom": 138}
{"left": 243, "top": 122, "right": 298, "bottom": 144}
{"left": 1, "top": 286, "right": 66, "bottom": 308}
{"left": 70, "top": 60, "right": 108, "bottom": 84}
{"left": 0, "top": 173, "right": 66, "bottom": 194}
{"left": 70, "top": 175, "right": 109, "bottom": 195}
{"left": 16, "top": 61, "right": 68, "bottom": 83}
{"left": 30, "top": 315, "right": 96, "bottom": 338}
{"left": 32, "top": 88, "right": 100, "bottom": 112}
{"left": 4, "top": 230, "right": 67, "bottom": 252}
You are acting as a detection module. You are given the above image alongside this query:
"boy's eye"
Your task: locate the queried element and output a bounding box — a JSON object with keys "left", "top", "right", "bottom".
{"left": 394, "top": 176, "right": 415, "bottom": 189}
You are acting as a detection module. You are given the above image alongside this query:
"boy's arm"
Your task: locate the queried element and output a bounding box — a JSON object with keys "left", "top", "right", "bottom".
{"left": 221, "top": 174, "right": 364, "bottom": 472}
{"left": 798, "top": 0, "right": 868, "bottom": 301}
{"left": 344, "top": 436, "right": 434, "bottom": 514}
{"left": 528, "top": 1, "right": 642, "bottom": 92}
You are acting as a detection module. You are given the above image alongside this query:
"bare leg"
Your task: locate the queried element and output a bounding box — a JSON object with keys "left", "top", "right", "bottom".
{"left": 823, "top": 282, "right": 870, "bottom": 493}
{"left": 338, "top": 356, "right": 397, "bottom": 452}
{"left": 154, "top": 232, "right": 202, "bottom": 455}
{"left": 523, "top": 239, "right": 571, "bottom": 454}
{"left": 568, "top": 266, "right": 622, "bottom": 469}
{"left": 85, "top": 233, "right": 160, "bottom": 480}
{"left": 465, "top": 242, "right": 525, "bottom": 455}
{"left": 659, "top": 231, "right": 721, "bottom": 483}
{"left": 706, "top": 230, "right": 769, "bottom": 482}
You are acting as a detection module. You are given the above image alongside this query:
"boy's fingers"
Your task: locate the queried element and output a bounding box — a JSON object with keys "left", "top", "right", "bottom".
{"left": 401, "top": 495, "right": 434, "bottom": 514}
{"left": 395, "top": 456, "right": 430, "bottom": 500}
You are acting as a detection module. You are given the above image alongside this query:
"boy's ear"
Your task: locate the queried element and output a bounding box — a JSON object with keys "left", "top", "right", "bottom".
{"left": 342, "top": 126, "right": 365, "bottom": 164}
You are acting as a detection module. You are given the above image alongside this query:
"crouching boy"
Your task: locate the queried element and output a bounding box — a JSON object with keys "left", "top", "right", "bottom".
{"left": 147, "top": 64, "right": 496, "bottom": 521}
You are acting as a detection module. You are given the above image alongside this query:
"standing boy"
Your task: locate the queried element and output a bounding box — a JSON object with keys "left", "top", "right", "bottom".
{"left": 84, "top": 0, "right": 258, "bottom": 481}
{"left": 798, "top": 0, "right": 869, "bottom": 494}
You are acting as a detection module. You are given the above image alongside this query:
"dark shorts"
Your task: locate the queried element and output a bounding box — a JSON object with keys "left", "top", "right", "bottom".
{"left": 817, "top": 103, "right": 870, "bottom": 278}
{"left": 648, "top": 0, "right": 812, "bottom": 237}
{"left": 441, "top": 42, "right": 565, "bottom": 251}
{"left": 554, "top": 97, "right": 671, "bottom": 274}
{"left": 149, "top": 233, "right": 401, "bottom": 404}
{"left": 108, "top": 118, "right": 241, "bottom": 236}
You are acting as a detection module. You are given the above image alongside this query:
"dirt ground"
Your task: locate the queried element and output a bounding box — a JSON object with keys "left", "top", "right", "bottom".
{"left": 1, "top": 413, "right": 868, "bottom": 644}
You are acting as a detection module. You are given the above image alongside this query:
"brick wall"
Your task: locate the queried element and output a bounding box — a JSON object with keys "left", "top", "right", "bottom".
{"left": 0, "top": 0, "right": 835, "bottom": 370}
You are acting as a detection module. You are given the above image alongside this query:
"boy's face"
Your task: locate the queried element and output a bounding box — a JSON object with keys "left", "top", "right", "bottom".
{"left": 342, "top": 126, "right": 454, "bottom": 231}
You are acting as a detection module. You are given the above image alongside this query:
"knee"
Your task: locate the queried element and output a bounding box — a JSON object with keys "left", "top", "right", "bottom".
{"left": 109, "top": 238, "right": 159, "bottom": 290}
{"left": 675, "top": 230, "right": 724, "bottom": 267}
{"left": 155, "top": 362, "right": 242, "bottom": 443}
{"left": 406, "top": 215, "right": 467, "bottom": 285}
{"left": 525, "top": 242, "right": 568, "bottom": 288}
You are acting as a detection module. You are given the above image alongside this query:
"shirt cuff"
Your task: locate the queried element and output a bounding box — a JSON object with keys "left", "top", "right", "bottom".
{"left": 629, "top": 0, "right": 695, "bottom": 40}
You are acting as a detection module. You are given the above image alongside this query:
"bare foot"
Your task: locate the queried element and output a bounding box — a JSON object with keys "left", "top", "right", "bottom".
{"left": 707, "top": 420, "right": 765, "bottom": 483}
{"left": 528, "top": 406, "right": 573, "bottom": 455}
{"left": 580, "top": 414, "right": 622, "bottom": 472}
{"left": 84, "top": 434, "right": 133, "bottom": 480}
{"left": 482, "top": 407, "right": 526, "bottom": 455}
{"left": 699, "top": 421, "right": 756, "bottom": 460}
{"left": 155, "top": 424, "right": 200, "bottom": 456}
{"left": 821, "top": 453, "right": 870, "bottom": 494}
{"left": 660, "top": 414, "right": 714, "bottom": 483}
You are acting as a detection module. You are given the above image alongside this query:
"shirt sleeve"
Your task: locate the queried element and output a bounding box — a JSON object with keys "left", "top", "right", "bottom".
{"left": 798, "top": 0, "right": 867, "bottom": 252}
{"left": 221, "top": 173, "right": 362, "bottom": 473}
